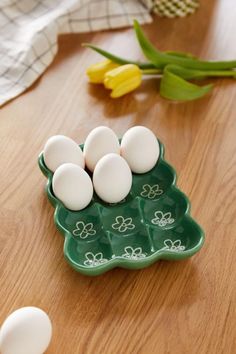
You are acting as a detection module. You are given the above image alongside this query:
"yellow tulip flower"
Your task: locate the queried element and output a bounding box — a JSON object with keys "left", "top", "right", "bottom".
{"left": 104, "top": 64, "right": 142, "bottom": 98}
{"left": 86, "top": 59, "right": 119, "bottom": 84}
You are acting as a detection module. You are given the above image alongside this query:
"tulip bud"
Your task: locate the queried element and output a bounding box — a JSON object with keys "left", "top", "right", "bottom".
{"left": 104, "top": 64, "right": 142, "bottom": 98}
{"left": 86, "top": 59, "right": 119, "bottom": 84}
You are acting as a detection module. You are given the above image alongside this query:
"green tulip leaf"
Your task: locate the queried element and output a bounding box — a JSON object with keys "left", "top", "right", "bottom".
{"left": 133, "top": 20, "right": 236, "bottom": 70}
{"left": 83, "top": 43, "right": 156, "bottom": 70}
{"left": 165, "top": 51, "right": 198, "bottom": 60}
{"left": 165, "top": 64, "right": 236, "bottom": 80}
{"left": 160, "top": 66, "right": 213, "bottom": 101}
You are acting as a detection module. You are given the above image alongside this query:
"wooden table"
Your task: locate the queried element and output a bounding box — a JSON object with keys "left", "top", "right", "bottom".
{"left": 1, "top": 1, "right": 236, "bottom": 353}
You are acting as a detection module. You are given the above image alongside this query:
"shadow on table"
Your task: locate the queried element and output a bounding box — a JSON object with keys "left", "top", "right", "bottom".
{"left": 60, "top": 256, "right": 201, "bottom": 324}
{"left": 87, "top": 76, "right": 215, "bottom": 120}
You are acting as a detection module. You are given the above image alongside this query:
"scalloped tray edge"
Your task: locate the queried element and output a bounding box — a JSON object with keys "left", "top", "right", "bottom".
{"left": 38, "top": 142, "right": 205, "bottom": 276}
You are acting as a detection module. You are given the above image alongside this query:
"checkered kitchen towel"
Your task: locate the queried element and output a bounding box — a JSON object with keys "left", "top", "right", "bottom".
{"left": 0, "top": 0, "right": 153, "bottom": 107}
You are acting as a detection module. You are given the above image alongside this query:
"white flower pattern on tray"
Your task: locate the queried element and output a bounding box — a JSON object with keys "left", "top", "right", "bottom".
{"left": 73, "top": 221, "right": 96, "bottom": 239}
{"left": 140, "top": 184, "right": 163, "bottom": 199}
{"left": 151, "top": 211, "right": 175, "bottom": 227}
{"left": 84, "top": 252, "right": 108, "bottom": 266}
{"left": 162, "top": 239, "right": 185, "bottom": 252}
{"left": 122, "top": 246, "right": 146, "bottom": 260}
{"left": 112, "top": 216, "right": 135, "bottom": 233}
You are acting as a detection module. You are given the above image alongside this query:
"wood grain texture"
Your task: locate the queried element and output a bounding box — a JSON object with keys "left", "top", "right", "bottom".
{"left": 1, "top": 1, "right": 236, "bottom": 353}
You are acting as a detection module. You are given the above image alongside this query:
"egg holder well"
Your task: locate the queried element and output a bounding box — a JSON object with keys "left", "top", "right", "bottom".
{"left": 38, "top": 141, "right": 204, "bottom": 276}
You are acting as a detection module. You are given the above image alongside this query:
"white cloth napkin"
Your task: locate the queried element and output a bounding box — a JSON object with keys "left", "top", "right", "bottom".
{"left": 0, "top": 0, "right": 152, "bottom": 107}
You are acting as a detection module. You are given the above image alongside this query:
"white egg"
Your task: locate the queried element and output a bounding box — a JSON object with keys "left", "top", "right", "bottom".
{"left": 43, "top": 135, "right": 84, "bottom": 172}
{"left": 0, "top": 307, "right": 52, "bottom": 354}
{"left": 93, "top": 153, "right": 132, "bottom": 203}
{"left": 52, "top": 163, "right": 93, "bottom": 211}
{"left": 83, "top": 126, "right": 120, "bottom": 172}
{"left": 120, "top": 126, "right": 160, "bottom": 173}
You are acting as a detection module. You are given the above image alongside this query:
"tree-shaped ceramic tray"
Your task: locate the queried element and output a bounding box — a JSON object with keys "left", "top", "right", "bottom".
{"left": 38, "top": 141, "right": 204, "bottom": 276}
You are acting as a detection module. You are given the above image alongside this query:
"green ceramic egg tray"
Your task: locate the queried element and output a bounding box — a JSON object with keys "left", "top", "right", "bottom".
{"left": 38, "top": 141, "right": 204, "bottom": 276}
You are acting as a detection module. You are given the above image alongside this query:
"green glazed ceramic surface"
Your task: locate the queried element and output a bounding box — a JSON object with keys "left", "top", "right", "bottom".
{"left": 38, "top": 141, "right": 204, "bottom": 276}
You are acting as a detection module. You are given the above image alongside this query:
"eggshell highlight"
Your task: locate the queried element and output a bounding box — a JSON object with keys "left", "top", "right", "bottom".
{"left": 121, "top": 126, "right": 160, "bottom": 173}
{"left": 0, "top": 307, "right": 52, "bottom": 354}
{"left": 84, "top": 126, "right": 120, "bottom": 172}
{"left": 43, "top": 135, "right": 84, "bottom": 172}
{"left": 52, "top": 163, "right": 93, "bottom": 211}
{"left": 93, "top": 153, "right": 132, "bottom": 203}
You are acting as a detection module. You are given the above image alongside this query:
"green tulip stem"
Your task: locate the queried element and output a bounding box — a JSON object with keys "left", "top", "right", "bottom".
{"left": 142, "top": 69, "right": 162, "bottom": 75}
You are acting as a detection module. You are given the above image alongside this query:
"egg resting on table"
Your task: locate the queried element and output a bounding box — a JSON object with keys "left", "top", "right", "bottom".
{"left": 0, "top": 307, "right": 52, "bottom": 354}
